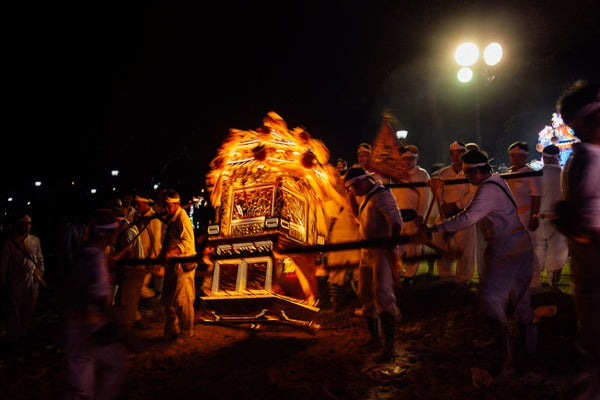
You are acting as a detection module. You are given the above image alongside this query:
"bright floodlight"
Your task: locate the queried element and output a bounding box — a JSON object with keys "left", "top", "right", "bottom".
{"left": 483, "top": 42, "right": 502, "bottom": 66}
{"left": 396, "top": 130, "right": 408, "bottom": 139}
{"left": 111, "top": 170, "right": 119, "bottom": 176}
{"left": 457, "top": 67, "right": 474, "bottom": 83}
{"left": 455, "top": 42, "right": 479, "bottom": 67}
{"left": 34, "top": 181, "right": 42, "bottom": 187}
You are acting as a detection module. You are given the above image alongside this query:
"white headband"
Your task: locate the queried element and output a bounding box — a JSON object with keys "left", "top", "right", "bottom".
{"left": 449, "top": 141, "right": 466, "bottom": 151}
{"left": 134, "top": 194, "right": 153, "bottom": 203}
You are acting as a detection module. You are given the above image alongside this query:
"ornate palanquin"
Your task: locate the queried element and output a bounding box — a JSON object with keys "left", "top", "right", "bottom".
{"left": 200, "top": 112, "right": 344, "bottom": 332}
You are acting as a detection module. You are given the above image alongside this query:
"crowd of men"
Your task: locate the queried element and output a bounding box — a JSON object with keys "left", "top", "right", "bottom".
{"left": 325, "top": 80, "right": 599, "bottom": 398}
{"left": 1, "top": 81, "right": 599, "bottom": 399}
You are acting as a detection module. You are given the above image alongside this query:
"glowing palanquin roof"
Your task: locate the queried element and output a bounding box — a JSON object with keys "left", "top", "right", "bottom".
{"left": 206, "top": 111, "right": 347, "bottom": 213}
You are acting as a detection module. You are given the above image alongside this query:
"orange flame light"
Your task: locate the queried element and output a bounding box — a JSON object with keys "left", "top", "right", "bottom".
{"left": 206, "top": 111, "right": 347, "bottom": 214}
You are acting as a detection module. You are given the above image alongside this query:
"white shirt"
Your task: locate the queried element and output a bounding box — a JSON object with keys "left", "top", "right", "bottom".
{"left": 391, "top": 165, "right": 431, "bottom": 218}
{"left": 437, "top": 164, "right": 476, "bottom": 210}
{"left": 539, "top": 163, "right": 563, "bottom": 214}
{"left": 506, "top": 165, "right": 542, "bottom": 222}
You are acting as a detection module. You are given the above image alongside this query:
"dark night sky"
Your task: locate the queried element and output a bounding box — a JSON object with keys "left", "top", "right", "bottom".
{"left": 1, "top": 1, "right": 600, "bottom": 209}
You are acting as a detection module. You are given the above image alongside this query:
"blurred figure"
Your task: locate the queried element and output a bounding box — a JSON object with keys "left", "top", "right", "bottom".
{"left": 431, "top": 141, "right": 477, "bottom": 287}
{"left": 506, "top": 141, "right": 542, "bottom": 293}
{"left": 53, "top": 213, "right": 85, "bottom": 284}
{"left": 323, "top": 171, "right": 360, "bottom": 313}
{"left": 0, "top": 213, "right": 45, "bottom": 347}
{"left": 111, "top": 210, "right": 146, "bottom": 344}
{"left": 159, "top": 190, "right": 197, "bottom": 342}
{"left": 60, "top": 209, "right": 127, "bottom": 400}
{"left": 106, "top": 197, "right": 123, "bottom": 215}
{"left": 535, "top": 145, "right": 568, "bottom": 292}
{"left": 344, "top": 166, "right": 403, "bottom": 363}
{"left": 390, "top": 145, "right": 431, "bottom": 285}
{"left": 555, "top": 81, "right": 600, "bottom": 400}
{"left": 120, "top": 193, "right": 136, "bottom": 223}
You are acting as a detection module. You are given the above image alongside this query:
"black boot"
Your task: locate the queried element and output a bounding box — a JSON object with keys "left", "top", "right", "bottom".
{"left": 373, "top": 312, "right": 396, "bottom": 363}
{"left": 361, "top": 316, "right": 382, "bottom": 351}
{"left": 328, "top": 283, "right": 342, "bottom": 313}
{"left": 488, "top": 318, "right": 512, "bottom": 375}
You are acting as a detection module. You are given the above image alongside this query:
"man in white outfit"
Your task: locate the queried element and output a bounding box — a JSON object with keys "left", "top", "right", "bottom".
{"left": 506, "top": 141, "right": 542, "bottom": 293}
{"left": 535, "top": 145, "right": 568, "bottom": 292}
{"left": 432, "top": 141, "right": 477, "bottom": 286}
{"left": 390, "top": 145, "right": 431, "bottom": 285}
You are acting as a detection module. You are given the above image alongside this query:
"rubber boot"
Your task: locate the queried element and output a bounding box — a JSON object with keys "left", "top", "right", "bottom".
{"left": 361, "top": 317, "right": 382, "bottom": 351}
{"left": 488, "top": 318, "right": 512, "bottom": 376}
{"left": 328, "top": 283, "right": 342, "bottom": 313}
{"left": 373, "top": 312, "right": 396, "bottom": 363}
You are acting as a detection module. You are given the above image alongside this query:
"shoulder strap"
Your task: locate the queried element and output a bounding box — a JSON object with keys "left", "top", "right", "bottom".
{"left": 360, "top": 187, "right": 388, "bottom": 214}
{"left": 483, "top": 181, "right": 518, "bottom": 210}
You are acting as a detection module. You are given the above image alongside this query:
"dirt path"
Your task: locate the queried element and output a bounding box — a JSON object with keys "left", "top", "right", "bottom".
{"left": 0, "top": 275, "right": 585, "bottom": 399}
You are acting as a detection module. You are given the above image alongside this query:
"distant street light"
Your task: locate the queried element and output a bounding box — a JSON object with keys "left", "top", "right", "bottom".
{"left": 455, "top": 42, "right": 503, "bottom": 145}
{"left": 396, "top": 130, "right": 408, "bottom": 140}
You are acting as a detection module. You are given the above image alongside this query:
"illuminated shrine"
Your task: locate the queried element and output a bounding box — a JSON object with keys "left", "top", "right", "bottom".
{"left": 201, "top": 112, "right": 345, "bottom": 331}
{"left": 536, "top": 112, "right": 580, "bottom": 167}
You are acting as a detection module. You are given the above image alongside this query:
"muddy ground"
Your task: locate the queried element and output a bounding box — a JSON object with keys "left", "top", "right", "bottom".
{"left": 0, "top": 272, "right": 585, "bottom": 400}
